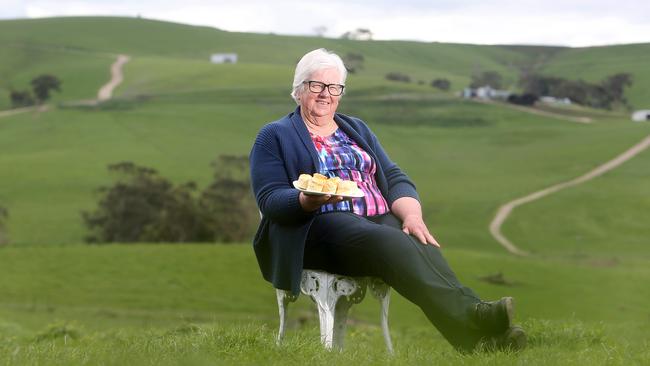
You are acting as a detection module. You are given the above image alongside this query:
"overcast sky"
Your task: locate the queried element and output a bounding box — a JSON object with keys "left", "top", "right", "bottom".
{"left": 2, "top": 0, "right": 649, "bottom": 47}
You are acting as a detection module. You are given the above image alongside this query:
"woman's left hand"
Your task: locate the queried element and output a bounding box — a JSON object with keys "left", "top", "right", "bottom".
{"left": 402, "top": 214, "right": 441, "bottom": 247}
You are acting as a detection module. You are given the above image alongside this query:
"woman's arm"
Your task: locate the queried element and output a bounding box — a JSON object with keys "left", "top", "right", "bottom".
{"left": 250, "top": 128, "right": 312, "bottom": 224}
{"left": 391, "top": 195, "right": 440, "bottom": 247}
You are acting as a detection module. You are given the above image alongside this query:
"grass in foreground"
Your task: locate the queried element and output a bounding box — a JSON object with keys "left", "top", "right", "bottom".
{"left": 1, "top": 319, "right": 648, "bottom": 366}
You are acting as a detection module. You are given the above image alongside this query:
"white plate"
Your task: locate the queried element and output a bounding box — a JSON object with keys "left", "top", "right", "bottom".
{"left": 293, "top": 181, "right": 364, "bottom": 198}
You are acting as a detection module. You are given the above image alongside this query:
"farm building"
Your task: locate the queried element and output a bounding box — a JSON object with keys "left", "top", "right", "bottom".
{"left": 631, "top": 110, "right": 650, "bottom": 122}
{"left": 210, "top": 53, "right": 238, "bottom": 64}
{"left": 461, "top": 86, "right": 511, "bottom": 100}
{"left": 539, "top": 96, "right": 572, "bottom": 105}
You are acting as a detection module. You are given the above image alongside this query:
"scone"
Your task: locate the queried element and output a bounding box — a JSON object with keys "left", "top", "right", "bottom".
{"left": 296, "top": 174, "right": 312, "bottom": 190}
{"left": 328, "top": 176, "right": 342, "bottom": 185}
{"left": 322, "top": 178, "right": 338, "bottom": 194}
{"left": 307, "top": 174, "right": 326, "bottom": 192}
{"left": 336, "top": 180, "right": 358, "bottom": 195}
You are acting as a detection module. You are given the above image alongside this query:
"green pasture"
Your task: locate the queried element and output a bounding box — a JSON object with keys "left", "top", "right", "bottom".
{"left": 504, "top": 138, "right": 650, "bottom": 258}
{"left": 0, "top": 244, "right": 648, "bottom": 365}
{"left": 0, "top": 16, "right": 649, "bottom": 365}
{"left": 2, "top": 95, "right": 648, "bottom": 249}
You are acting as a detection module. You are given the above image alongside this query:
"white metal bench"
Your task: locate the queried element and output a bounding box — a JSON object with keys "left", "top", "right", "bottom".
{"left": 276, "top": 269, "right": 394, "bottom": 354}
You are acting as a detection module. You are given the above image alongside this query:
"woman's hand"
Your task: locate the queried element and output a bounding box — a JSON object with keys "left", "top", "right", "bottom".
{"left": 391, "top": 197, "right": 440, "bottom": 247}
{"left": 401, "top": 214, "right": 440, "bottom": 247}
{"left": 299, "top": 192, "right": 343, "bottom": 212}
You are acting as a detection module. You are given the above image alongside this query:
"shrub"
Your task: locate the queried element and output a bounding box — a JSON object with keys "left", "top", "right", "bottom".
{"left": 9, "top": 90, "right": 35, "bottom": 108}
{"left": 431, "top": 78, "right": 451, "bottom": 91}
{"left": 507, "top": 93, "right": 539, "bottom": 106}
{"left": 343, "top": 52, "right": 364, "bottom": 74}
{"left": 385, "top": 72, "right": 411, "bottom": 83}
{"left": 82, "top": 156, "right": 257, "bottom": 244}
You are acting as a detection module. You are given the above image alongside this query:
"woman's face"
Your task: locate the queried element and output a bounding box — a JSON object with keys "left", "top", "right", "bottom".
{"left": 299, "top": 68, "right": 342, "bottom": 121}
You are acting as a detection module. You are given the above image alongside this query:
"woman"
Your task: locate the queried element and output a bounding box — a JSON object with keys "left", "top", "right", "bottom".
{"left": 249, "top": 48, "right": 526, "bottom": 352}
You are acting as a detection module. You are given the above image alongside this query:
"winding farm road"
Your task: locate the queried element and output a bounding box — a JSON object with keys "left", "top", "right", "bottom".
{"left": 0, "top": 104, "right": 49, "bottom": 118}
{"left": 0, "top": 53, "right": 130, "bottom": 117}
{"left": 490, "top": 133, "right": 650, "bottom": 256}
{"left": 97, "top": 54, "right": 130, "bottom": 101}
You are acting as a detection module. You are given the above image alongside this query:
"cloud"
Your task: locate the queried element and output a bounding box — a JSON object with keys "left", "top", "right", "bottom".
{"left": 1, "top": 0, "right": 649, "bottom": 46}
{"left": 0, "top": 0, "right": 29, "bottom": 18}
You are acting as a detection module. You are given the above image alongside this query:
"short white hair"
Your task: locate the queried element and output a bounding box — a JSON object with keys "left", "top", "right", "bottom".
{"left": 291, "top": 48, "right": 347, "bottom": 104}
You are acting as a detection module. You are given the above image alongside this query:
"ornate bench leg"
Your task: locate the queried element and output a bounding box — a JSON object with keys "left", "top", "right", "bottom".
{"left": 310, "top": 272, "right": 338, "bottom": 349}
{"left": 370, "top": 278, "right": 394, "bottom": 355}
{"left": 276, "top": 289, "right": 298, "bottom": 345}
{"left": 302, "top": 271, "right": 367, "bottom": 351}
{"left": 332, "top": 297, "right": 353, "bottom": 350}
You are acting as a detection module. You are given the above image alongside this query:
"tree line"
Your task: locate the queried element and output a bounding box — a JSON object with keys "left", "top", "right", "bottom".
{"left": 82, "top": 155, "right": 258, "bottom": 244}
{"left": 519, "top": 73, "right": 632, "bottom": 109}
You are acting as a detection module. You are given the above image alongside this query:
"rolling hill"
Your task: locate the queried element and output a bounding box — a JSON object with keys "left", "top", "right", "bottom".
{"left": 0, "top": 16, "right": 648, "bottom": 365}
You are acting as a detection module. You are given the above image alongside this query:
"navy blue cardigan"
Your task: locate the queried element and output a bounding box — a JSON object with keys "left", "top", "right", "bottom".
{"left": 249, "top": 106, "right": 419, "bottom": 294}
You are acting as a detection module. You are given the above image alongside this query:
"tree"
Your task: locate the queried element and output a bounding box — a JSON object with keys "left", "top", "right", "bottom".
{"left": 519, "top": 74, "right": 564, "bottom": 96}
{"left": 470, "top": 71, "right": 503, "bottom": 89}
{"left": 82, "top": 156, "right": 257, "bottom": 244}
{"left": 10, "top": 90, "right": 35, "bottom": 108}
{"left": 519, "top": 72, "right": 633, "bottom": 110}
{"left": 342, "top": 52, "right": 365, "bottom": 74}
{"left": 431, "top": 78, "right": 451, "bottom": 91}
{"left": 0, "top": 206, "right": 8, "bottom": 245}
{"left": 601, "top": 73, "right": 632, "bottom": 107}
{"left": 507, "top": 93, "right": 538, "bottom": 106}
{"left": 30, "top": 74, "right": 62, "bottom": 103}
{"left": 344, "top": 52, "right": 365, "bottom": 72}
{"left": 198, "top": 155, "right": 257, "bottom": 243}
{"left": 82, "top": 162, "right": 204, "bottom": 243}
{"left": 385, "top": 72, "right": 411, "bottom": 83}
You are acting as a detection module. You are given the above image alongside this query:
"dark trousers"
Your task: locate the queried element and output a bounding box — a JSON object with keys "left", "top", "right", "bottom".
{"left": 304, "top": 212, "right": 488, "bottom": 351}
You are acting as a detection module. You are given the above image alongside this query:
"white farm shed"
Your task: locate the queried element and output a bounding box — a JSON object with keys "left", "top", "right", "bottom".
{"left": 210, "top": 53, "right": 238, "bottom": 64}
{"left": 631, "top": 110, "right": 650, "bottom": 122}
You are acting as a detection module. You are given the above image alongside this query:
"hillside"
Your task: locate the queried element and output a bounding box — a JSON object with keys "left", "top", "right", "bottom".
{"left": 0, "top": 16, "right": 554, "bottom": 109}
{"left": 0, "top": 16, "right": 648, "bottom": 364}
{"left": 0, "top": 16, "right": 648, "bottom": 251}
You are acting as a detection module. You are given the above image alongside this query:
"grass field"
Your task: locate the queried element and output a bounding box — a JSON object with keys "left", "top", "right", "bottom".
{"left": 0, "top": 244, "right": 648, "bottom": 365}
{"left": 0, "top": 16, "right": 649, "bottom": 365}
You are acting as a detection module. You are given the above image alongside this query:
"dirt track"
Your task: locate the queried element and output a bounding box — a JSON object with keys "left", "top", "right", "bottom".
{"left": 0, "top": 54, "right": 129, "bottom": 117}
{"left": 0, "top": 105, "right": 48, "bottom": 118}
{"left": 97, "top": 54, "right": 130, "bottom": 101}
{"left": 489, "top": 133, "right": 650, "bottom": 256}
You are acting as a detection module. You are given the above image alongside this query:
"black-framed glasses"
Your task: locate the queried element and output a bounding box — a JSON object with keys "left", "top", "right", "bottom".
{"left": 303, "top": 80, "right": 345, "bottom": 96}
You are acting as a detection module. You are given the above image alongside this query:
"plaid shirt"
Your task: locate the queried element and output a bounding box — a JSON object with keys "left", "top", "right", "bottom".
{"left": 310, "top": 129, "right": 389, "bottom": 217}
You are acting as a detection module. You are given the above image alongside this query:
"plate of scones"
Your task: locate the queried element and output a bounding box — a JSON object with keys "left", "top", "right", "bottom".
{"left": 293, "top": 173, "right": 364, "bottom": 198}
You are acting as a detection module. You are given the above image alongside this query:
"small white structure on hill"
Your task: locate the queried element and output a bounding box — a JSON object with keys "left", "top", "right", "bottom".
{"left": 210, "top": 53, "right": 238, "bottom": 64}
{"left": 462, "top": 85, "right": 511, "bottom": 100}
{"left": 631, "top": 110, "right": 650, "bottom": 122}
{"left": 540, "top": 96, "right": 572, "bottom": 105}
